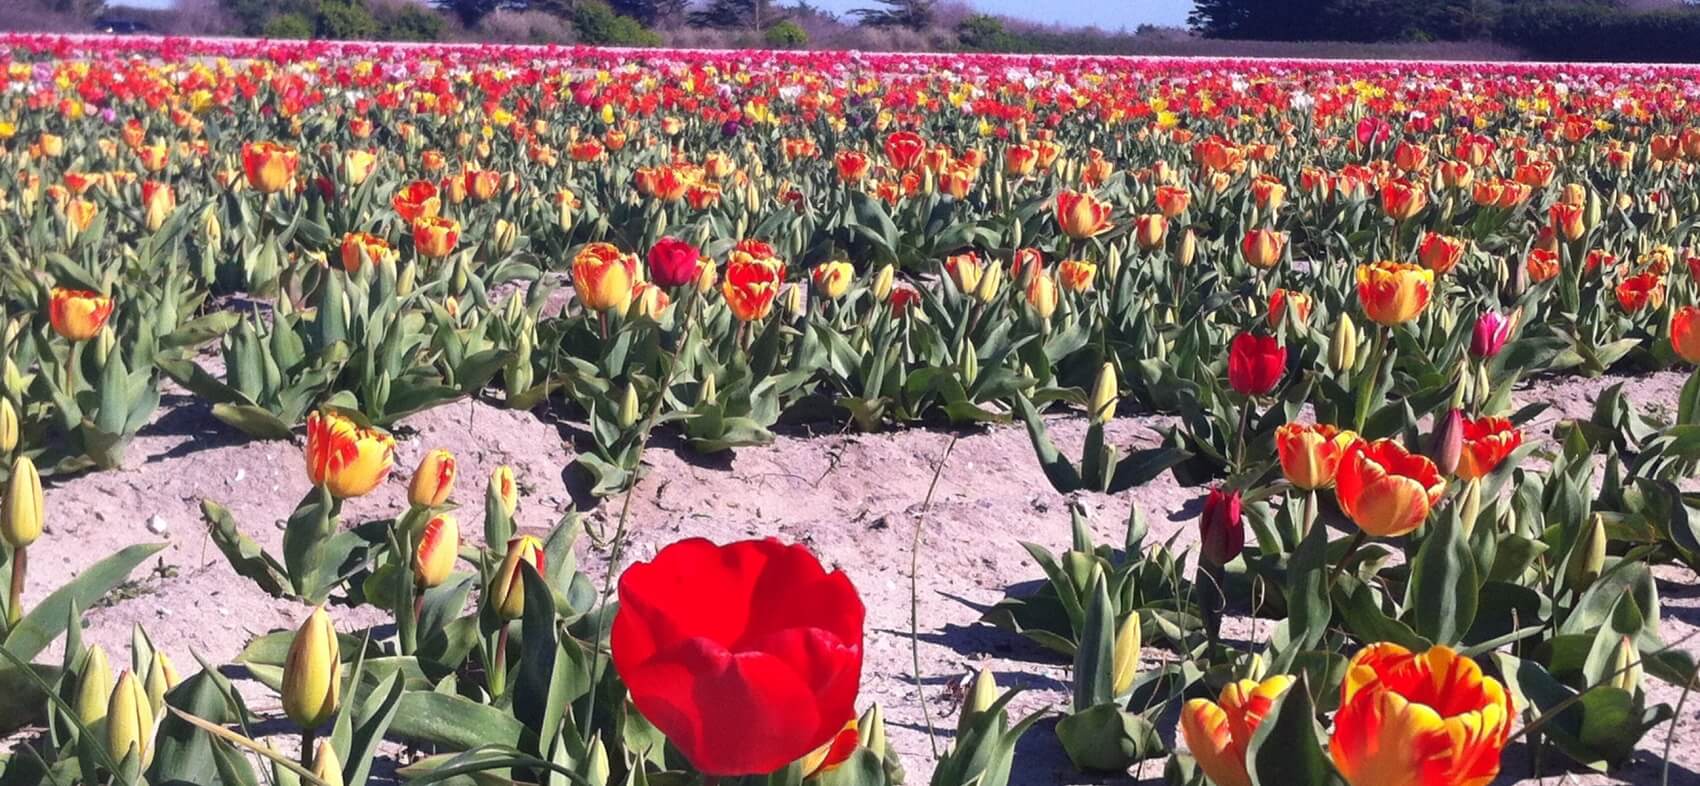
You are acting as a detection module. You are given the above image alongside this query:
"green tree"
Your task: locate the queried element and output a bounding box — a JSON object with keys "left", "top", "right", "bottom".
{"left": 315, "top": 0, "right": 378, "bottom": 38}
{"left": 689, "top": 0, "right": 782, "bottom": 31}
{"left": 849, "top": 0, "right": 931, "bottom": 29}
{"left": 764, "top": 18, "right": 807, "bottom": 46}
{"left": 573, "top": 0, "right": 662, "bottom": 44}
{"left": 433, "top": 0, "right": 510, "bottom": 27}
{"left": 379, "top": 4, "right": 446, "bottom": 39}
{"left": 957, "top": 13, "right": 1022, "bottom": 51}
{"left": 263, "top": 12, "right": 315, "bottom": 36}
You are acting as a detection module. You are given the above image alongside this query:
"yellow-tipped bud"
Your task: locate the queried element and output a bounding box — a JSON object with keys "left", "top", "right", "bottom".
{"left": 490, "top": 466, "right": 518, "bottom": 518}
{"left": 75, "top": 645, "right": 113, "bottom": 725}
{"left": 107, "top": 670, "right": 154, "bottom": 768}
{"left": 1111, "top": 612, "right": 1142, "bottom": 696}
{"left": 1176, "top": 228, "right": 1197, "bottom": 268}
{"left": 488, "top": 535, "right": 544, "bottom": 621}
{"left": 699, "top": 373, "right": 718, "bottom": 405}
{"left": 3, "top": 455, "right": 43, "bottom": 549}
{"left": 0, "top": 398, "right": 16, "bottom": 454}
{"left": 959, "top": 668, "right": 999, "bottom": 735}
{"left": 407, "top": 449, "right": 457, "bottom": 509}
{"left": 281, "top": 606, "right": 342, "bottom": 729}
{"left": 145, "top": 652, "right": 180, "bottom": 717}
{"left": 1610, "top": 635, "right": 1642, "bottom": 695}
{"left": 1089, "top": 363, "right": 1118, "bottom": 424}
{"left": 872, "top": 264, "right": 895, "bottom": 302}
{"left": 617, "top": 382, "right": 641, "bottom": 429}
{"left": 312, "top": 740, "right": 345, "bottom": 786}
{"left": 413, "top": 514, "right": 459, "bottom": 590}
{"left": 857, "top": 704, "right": 888, "bottom": 758}
{"left": 1330, "top": 315, "right": 1359, "bottom": 373}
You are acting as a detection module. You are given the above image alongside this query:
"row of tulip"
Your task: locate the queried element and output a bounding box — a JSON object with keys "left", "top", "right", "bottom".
{"left": 1, "top": 32, "right": 1698, "bottom": 786}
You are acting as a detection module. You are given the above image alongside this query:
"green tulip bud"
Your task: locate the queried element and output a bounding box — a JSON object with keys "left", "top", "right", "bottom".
{"left": 145, "top": 652, "right": 180, "bottom": 718}
{"left": 1089, "top": 363, "right": 1118, "bottom": 424}
{"left": 1111, "top": 612, "right": 1142, "bottom": 696}
{"left": 0, "top": 398, "right": 17, "bottom": 454}
{"left": 617, "top": 382, "right": 641, "bottom": 429}
{"left": 857, "top": 704, "right": 888, "bottom": 758}
{"left": 958, "top": 668, "right": 998, "bottom": 735}
{"left": 76, "top": 645, "right": 113, "bottom": 725}
{"left": 3, "top": 455, "right": 43, "bottom": 549}
{"left": 1331, "top": 315, "right": 1359, "bottom": 373}
{"left": 1566, "top": 513, "right": 1608, "bottom": 592}
{"left": 699, "top": 373, "right": 717, "bottom": 405}
{"left": 1610, "top": 635, "right": 1642, "bottom": 695}
{"left": 871, "top": 264, "right": 895, "bottom": 302}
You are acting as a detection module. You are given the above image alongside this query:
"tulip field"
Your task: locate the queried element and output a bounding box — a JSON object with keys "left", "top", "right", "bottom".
{"left": 7, "top": 32, "right": 1700, "bottom": 786}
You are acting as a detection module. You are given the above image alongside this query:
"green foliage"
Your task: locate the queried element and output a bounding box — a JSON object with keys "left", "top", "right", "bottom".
{"left": 688, "top": 0, "right": 780, "bottom": 30}
{"left": 315, "top": 0, "right": 378, "bottom": 39}
{"left": 434, "top": 0, "right": 508, "bottom": 27}
{"left": 849, "top": 0, "right": 931, "bottom": 29}
{"left": 378, "top": 3, "right": 446, "bottom": 39}
{"left": 261, "top": 10, "right": 314, "bottom": 37}
{"left": 1497, "top": 3, "right": 1700, "bottom": 62}
{"left": 763, "top": 19, "right": 808, "bottom": 47}
{"left": 572, "top": 0, "right": 662, "bottom": 45}
{"left": 956, "top": 13, "right": 1022, "bottom": 51}
{"left": 1188, "top": 0, "right": 1538, "bottom": 43}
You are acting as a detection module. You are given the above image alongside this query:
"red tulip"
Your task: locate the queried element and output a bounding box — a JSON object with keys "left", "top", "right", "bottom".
{"left": 647, "top": 236, "right": 703, "bottom": 289}
{"left": 1227, "top": 332, "right": 1285, "bottom": 397}
{"left": 1200, "top": 488, "right": 1244, "bottom": 566}
{"left": 612, "top": 538, "right": 864, "bottom": 776}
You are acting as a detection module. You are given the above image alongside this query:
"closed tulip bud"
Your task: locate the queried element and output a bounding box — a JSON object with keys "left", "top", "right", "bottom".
{"left": 1199, "top": 488, "right": 1245, "bottom": 567}
{"left": 1470, "top": 310, "right": 1514, "bottom": 359}
{"left": 699, "top": 373, "right": 718, "bottom": 405}
{"left": 973, "top": 260, "right": 1003, "bottom": 304}
{"left": 618, "top": 382, "right": 641, "bottom": 428}
{"left": 489, "top": 535, "right": 545, "bottom": 620}
{"left": 783, "top": 283, "right": 807, "bottom": 320}
{"left": 408, "top": 449, "right": 457, "bottom": 509}
{"left": 857, "top": 704, "right": 888, "bottom": 757}
{"left": 145, "top": 653, "right": 179, "bottom": 716}
{"left": 585, "top": 736, "right": 610, "bottom": 785}
{"left": 1089, "top": 363, "right": 1118, "bottom": 424}
{"left": 959, "top": 343, "right": 979, "bottom": 386}
{"left": 490, "top": 466, "right": 518, "bottom": 518}
{"left": 3, "top": 455, "right": 43, "bottom": 549}
{"left": 413, "top": 514, "right": 459, "bottom": 589}
{"left": 1566, "top": 514, "right": 1607, "bottom": 592}
{"left": 75, "top": 645, "right": 113, "bottom": 724}
{"left": 1176, "top": 228, "right": 1197, "bottom": 268}
{"left": 1026, "top": 273, "right": 1058, "bottom": 319}
{"left": 959, "top": 668, "right": 999, "bottom": 734}
{"left": 312, "top": 740, "right": 344, "bottom": 786}
{"left": 871, "top": 264, "right": 895, "bottom": 302}
{"left": 1459, "top": 479, "right": 1483, "bottom": 536}
{"left": 282, "top": 606, "right": 342, "bottom": 729}
{"left": 1331, "top": 316, "right": 1359, "bottom": 373}
{"left": 1610, "top": 636, "right": 1642, "bottom": 695}
{"left": 1111, "top": 612, "right": 1142, "bottom": 696}
{"left": 1430, "top": 408, "right": 1465, "bottom": 476}
{"left": 107, "top": 670, "right": 154, "bottom": 768}
{"left": 490, "top": 219, "right": 518, "bottom": 256}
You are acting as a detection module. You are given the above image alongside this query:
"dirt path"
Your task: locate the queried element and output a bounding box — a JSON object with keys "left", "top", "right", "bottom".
{"left": 28, "top": 369, "right": 1700, "bottom": 785}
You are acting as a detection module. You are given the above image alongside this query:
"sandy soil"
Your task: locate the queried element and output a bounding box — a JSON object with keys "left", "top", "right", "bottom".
{"left": 22, "top": 368, "right": 1700, "bottom": 785}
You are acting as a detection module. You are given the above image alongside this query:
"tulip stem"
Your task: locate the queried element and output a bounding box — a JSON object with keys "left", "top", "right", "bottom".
{"left": 6, "top": 545, "right": 24, "bottom": 629}
{"left": 1234, "top": 396, "right": 1256, "bottom": 473}
{"left": 911, "top": 435, "right": 957, "bottom": 761}
{"left": 300, "top": 727, "right": 315, "bottom": 770}
{"left": 489, "top": 624, "right": 510, "bottom": 698}
{"left": 1325, "top": 530, "right": 1367, "bottom": 592}
{"left": 1302, "top": 490, "right": 1318, "bottom": 539}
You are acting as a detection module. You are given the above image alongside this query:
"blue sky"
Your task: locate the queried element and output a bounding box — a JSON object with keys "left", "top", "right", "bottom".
{"left": 118, "top": 0, "right": 1194, "bottom": 29}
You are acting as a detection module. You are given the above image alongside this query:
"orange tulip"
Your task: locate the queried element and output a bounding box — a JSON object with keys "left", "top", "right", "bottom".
{"left": 1055, "top": 190, "right": 1113, "bottom": 240}
{"left": 1379, "top": 178, "right": 1427, "bottom": 221}
{"left": 1416, "top": 232, "right": 1466, "bottom": 275}
{"left": 1356, "top": 262, "right": 1433, "bottom": 326}
{"left": 1267, "top": 288, "right": 1313, "bottom": 329}
{"left": 943, "top": 252, "right": 984, "bottom": 295}
{"left": 241, "top": 141, "right": 299, "bottom": 194}
{"left": 1241, "top": 228, "right": 1287, "bottom": 269}
{"left": 1154, "top": 184, "right": 1190, "bottom": 218}
{"left": 1330, "top": 643, "right": 1512, "bottom": 786}
{"left": 1615, "top": 272, "right": 1665, "bottom": 313}
{"left": 1004, "top": 144, "right": 1038, "bottom": 177}
{"left": 304, "top": 410, "right": 395, "bottom": 499}
{"left": 573, "top": 242, "right": 639, "bottom": 313}
{"left": 340, "top": 232, "right": 393, "bottom": 273}
{"left": 1674, "top": 306, "right": 1700, "bottom": 363}
{"left": 1058, "top": 260, "right": 1097, "bottom": 293}
{"left": 412, "top": 216, "right": 460, "bottom": 259}
{"left": 722, "top": 252, "right": 783, "bottom": 322}
{"left": 49, "top": 287, "right": 114, "bottom": 342}
{"left": 835, "top": 150, "right": 871, "bottom": 182}
{"left": 1026, "top": 273, "right": 1058, "bottom": 319}
{"left": 1134, "top": 213, "right": 1168, "bottom": 251}
{"left": 1525, "top": 248, "right": 1560, "bottom": 284}
{"left": 1276, "top": 422, "right": 1359, "bottom": 490}
{"left": 1335, "top": 438, "right": 1446, "bottom": 537}
{"left": 1549, "top": 202, "right": 1585, "bottom": 242}
{"left": 1178, "top": 676, "right": 1295, "bottom": 786}
{"left": 392, "top": 180, "right": 440, "bottom": 223}
{"left": 1456, "top": 417, "right": 1522, "bottom": 482}
{"left": 1250, "top": 175, "right": 1286, "bottom": 212}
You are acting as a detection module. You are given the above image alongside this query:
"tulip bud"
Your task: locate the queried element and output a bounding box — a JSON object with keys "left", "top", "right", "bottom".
{"left": 871, "top": 264, "right": 895, "bottom": 301}
{"left": 491, "top": 219, "right": 518, "bottom": 256}
{"left": 490, "top": 466, "right": 518, "bottom": 519}
{"left": 1241, "top": 652, "right": 1268, "bottom": 681}
{"left": 145, "top": 652, "right": 179, "bottom": 717}
{"left": 1330, "top": 315, "right": 1359, "bottom": 373}
{"left": 396, "top": 260, "right": 417, "bottom": 298}
{"left": 1176, "top": 228, "right": 1197, "bottom": 268}
{"left": 857, "top": 704, "right": 888, "bottom": 758}
{"left": 585, "top": 735, "right": 610, "bottom": 785}
{"left": 1430, "top": 408, "right": 1465, "bottom": 476}
{"left": 1111, "top": 612, "right": 1142, "bottom": 696}
{"left": 1105, "top": 241, "right": 1123, "bottom": 281}
{"left": 958, "top": 668, "right": 998, "bottom": 735}
{"left": 973, "top": 260, "right": 1002, "bottom": 304}
{"left": 783, "top": 283, "right": 807, "bottom": 320}
{"left": 1199, "top": 488, "right": 1244, "bottom": 566}
{"left": 3, "top": 455, "right": 43, "bottom": 549}
{"left": 282, "top": 606, "right": 342, "bottom": 729}
{"left": 1459, "top": 479, "right": 1483, "bottom": 536}
{"left": 699, "top": 373, "right": 718, "bottom": 405}
{"left": 618, "top": 383, "right": 642, "bottom": 429}
{"left": 1566, "top": 514, "right": 1607, "bottom": 592}
{"left": 312, "top": 740, "right": 345, "bottom": 786}
{"left": 959, "top": 343, "right": 979, "bottom": 387}
{"left": 408, "top": 449, "right": 457, "bottom": 509}
{"left": 413, "top": 514, "right": 459, "bottom": 589}
{"left": 107, "top": 670, "right": 154, "bottom": 768}
{"left": 488, "top": 535, "right": 544, "bottom": 620}
{"left": 1470, "top": 310, "right": 1513, "bottom": 359}
{"left": 1610, "top": 635, "right": 1642, "bottom": 695}
{"left": 1089, "top": 363, "right": 1118, "bottom": 424}
{"left": 75, "top": 645, "right": 113, "bottom": 725}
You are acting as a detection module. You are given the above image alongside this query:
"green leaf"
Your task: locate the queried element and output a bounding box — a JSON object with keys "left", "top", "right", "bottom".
{"left": 3, "top": 542, "right": 166, "bottom": 661}
{"left": 1403, "top": 510, "right": 1479, "bottom": 645}
{"left": 1247, "top": 675, "right": 1334, "bottom": 786}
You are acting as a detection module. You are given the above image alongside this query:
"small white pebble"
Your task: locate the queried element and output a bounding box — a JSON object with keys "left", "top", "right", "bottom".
{"left": 233, "top": 469, "right": 246, "bottom": 483}
{"left": 147, "top": 515, "right": 169, "bottom": 535}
